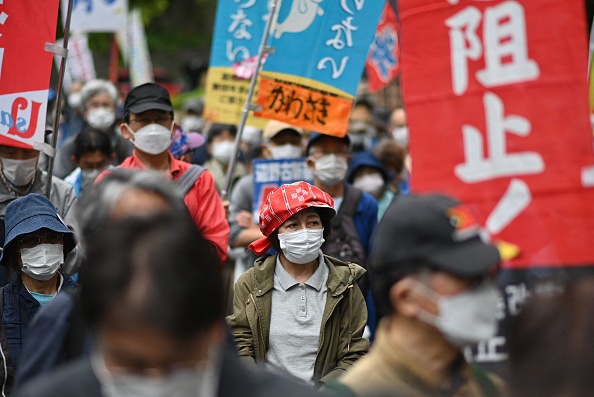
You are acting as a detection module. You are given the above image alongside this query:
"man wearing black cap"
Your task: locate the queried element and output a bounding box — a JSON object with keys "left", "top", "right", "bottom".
{"left": 102, "top": 82, "right": 229, "bottom": 262}
{"left": 332, "top": 194, "right": 504, "bottom": 397}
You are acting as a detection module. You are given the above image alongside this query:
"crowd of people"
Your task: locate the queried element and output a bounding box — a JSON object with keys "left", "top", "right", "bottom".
{"left": 0, "top": 78, "right": 581, "bottom": 397}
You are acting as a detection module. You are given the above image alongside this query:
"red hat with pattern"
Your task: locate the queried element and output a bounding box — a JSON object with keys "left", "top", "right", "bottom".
{"left": 248, "top": 181, "right": 336, "bottom": 256}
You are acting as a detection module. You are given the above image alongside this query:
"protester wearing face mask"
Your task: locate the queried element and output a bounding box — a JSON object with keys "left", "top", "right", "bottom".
{"left": 347, "top": 151, "right": 395, "bottom": 221}
{"left": 305, "top": 133, "right": 377, "bottom": 257}
{"left": 228, "top": 181, "right": 369, "bottom": 388}
{"left": 180, "top": 98, "right": 205, "bottom": 133}
{"left": 17, "top": 213, "right": 315, "bottom": 397}
{"left": 52, "top": 79, "right": 133, "bottom": 179}
{"left": 97, "top": 82, "right": 229, "bottom": 263}
{"left": 0, "top": 194, "right": 77, "bottom": 373}
{"left": 347, "top": 99, "right": 378, "bottom": 153}
{"left": 203, "top": 123, "right": 246, "bottom": 195}
{"left": 0, "top": 145, "right": 79, "bottom": 238}
{"left": 331, "top": 194, "right": 505, "bottom": 397}
{"left": 228, "top": 120, "right": 305, "bottom": 251}
{"left": 64, "top": 127, "right": 114, "bottom": 196}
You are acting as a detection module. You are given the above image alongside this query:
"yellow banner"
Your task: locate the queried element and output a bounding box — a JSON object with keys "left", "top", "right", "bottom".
{"left": 203, "top": 67, "right": 269, "bottom": 129}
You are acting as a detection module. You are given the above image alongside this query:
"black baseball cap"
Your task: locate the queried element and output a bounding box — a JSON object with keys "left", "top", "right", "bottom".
{"left": 371, "top": 194, "right": 500, "bottom": 279}
{"left": 124, "top": 83, "right": 173, "bottom": 115}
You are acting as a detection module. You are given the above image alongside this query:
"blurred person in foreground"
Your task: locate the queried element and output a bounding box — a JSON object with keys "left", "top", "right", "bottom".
{"left": 14, "top": 169, "right": 189, "bottom": 390}
{"left": 99, "top": 82, "right": 229, "bottom": 262}
{"left": 17, "top": 213, "right": 316, "bottom": 397}
{"left": 331, "top": 194, "right": 505, "bottom": 397}
{"left": 228, "top": 181, "right": 369, "bottom": 388}
{"left": 508, "top": 278, "right": 594, "bottom": 397}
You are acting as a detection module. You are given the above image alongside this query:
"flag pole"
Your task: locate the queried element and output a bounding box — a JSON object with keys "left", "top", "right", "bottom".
{"left": 45, "top": 0, "right": 75, "bottom": 198}
{"left": 220, "top": 0, "right": 280, "bottom": 202}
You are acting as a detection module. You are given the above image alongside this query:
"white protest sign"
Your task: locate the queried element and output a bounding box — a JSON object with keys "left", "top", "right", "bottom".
{"left": 63, "top": 0, "right": 127, "bottom": 33}
{"left": 127, "top": 9, "right": 154, "bottom": 88}
{"left": 55, "top": 34, "right": 96, "bottom": 93}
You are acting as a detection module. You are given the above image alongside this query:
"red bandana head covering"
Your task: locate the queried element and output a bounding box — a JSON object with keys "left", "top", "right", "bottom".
{"left": 248, "top": 181, "right": 335, "bottom": 255}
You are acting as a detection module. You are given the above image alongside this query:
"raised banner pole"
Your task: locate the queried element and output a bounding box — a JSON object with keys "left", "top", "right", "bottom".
{"left": 220, "top": 0, "right": 280, "bottom": 202}
{"left": 45, "top": 0, "right": 75, "bottom": 198}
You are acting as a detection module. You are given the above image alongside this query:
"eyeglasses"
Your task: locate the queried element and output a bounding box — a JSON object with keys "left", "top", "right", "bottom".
{"left": 129, "top": 117, "right": 172, "bottom": 126}
{"left": 17, "top": 232, "right": 63, "bottom": 249}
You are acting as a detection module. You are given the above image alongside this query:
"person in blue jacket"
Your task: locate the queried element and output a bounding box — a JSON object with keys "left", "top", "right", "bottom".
{"left": 347, "top": 151, "right": 396, "bottom": 222}
{"left": 306, "top": 132, "right": 379, "bottom": 338}
{"left": 0, "top": 194, "right": 77, "bottom": 372}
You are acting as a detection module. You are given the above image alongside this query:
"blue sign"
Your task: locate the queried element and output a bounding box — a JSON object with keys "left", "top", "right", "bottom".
{"left": 210, "top": 0, "right": 270, "bottom": 67}
{"left": 252, "top": 158, "right": 314, "bottom": 219}
{"left": 264, "top": 0, "right": 384, "bottom": 95}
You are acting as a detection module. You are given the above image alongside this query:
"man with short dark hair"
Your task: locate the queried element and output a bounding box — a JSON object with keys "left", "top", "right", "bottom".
{"left": 332, "top": 194, "right": 505, "bottom": 397}
{"left": 16, "top": 213, "right": 317, "bottom": 397}
{"left": 101, "top": 82, "right": 229, "bottom": 262}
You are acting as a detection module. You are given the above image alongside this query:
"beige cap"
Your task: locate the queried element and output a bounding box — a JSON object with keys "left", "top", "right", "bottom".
{"left": 262, "top": 120, "right": 304, "bottom": 140}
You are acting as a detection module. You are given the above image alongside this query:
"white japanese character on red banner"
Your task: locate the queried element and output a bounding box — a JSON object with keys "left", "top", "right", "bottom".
{"left": 455, "top": 92, "right": 544, "bottom": 183}
{"left": 446, "top": 1, "right": 540, "bottom": 96}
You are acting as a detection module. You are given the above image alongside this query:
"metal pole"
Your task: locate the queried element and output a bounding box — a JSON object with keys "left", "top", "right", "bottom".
{"left": 220, "top": 0, "right": 280, "bottom": 201}
{"left": 45, "top": 0, "right": 75, "bottom": 198}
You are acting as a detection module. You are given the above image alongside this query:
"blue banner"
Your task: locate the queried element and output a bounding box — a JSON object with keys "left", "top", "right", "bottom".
{"left": 264, "top": 0, "right": 384, "bottom": 95}
{"left": 252, "top": 158, "right": 314, "bottom": 219}
{"left": 209, "top": 0, "right": 270, "bottom": 67}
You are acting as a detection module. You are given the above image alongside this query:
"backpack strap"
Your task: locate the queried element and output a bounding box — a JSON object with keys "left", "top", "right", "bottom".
{"left": 338, "top": 185, "right": 363, "bottom": 217}
{"left": 176, "top": 164, "right": 205, "bottom": 197}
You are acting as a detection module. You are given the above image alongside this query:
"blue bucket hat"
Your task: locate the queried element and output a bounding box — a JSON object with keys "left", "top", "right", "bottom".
{"left": 0, "top": 194, "right": 75, "bottom": 267}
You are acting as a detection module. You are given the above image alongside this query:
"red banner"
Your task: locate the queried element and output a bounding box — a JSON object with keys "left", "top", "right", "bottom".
{"left": 366, "top": 1, "right": 400, "bottom": 93}
{"left": 0, "top": 0, "right": 60, "bottom": 149}
{"left": 399, "top": 0, "right": 594, "bottom": 269}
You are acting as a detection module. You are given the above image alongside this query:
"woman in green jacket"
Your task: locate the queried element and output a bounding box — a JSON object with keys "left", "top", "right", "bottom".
{"left": 227, "top": 181, "right": 369, "bottom": 389}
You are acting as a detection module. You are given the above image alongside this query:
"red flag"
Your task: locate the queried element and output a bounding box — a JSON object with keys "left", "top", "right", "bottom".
{"left": 0, "top": 0, "right": 60, "bottom": 149}
{"left": 365, "top": 1, "right": 401, "bottom": 93}
{"left": 399, "top": 0, "right": 594, "bottom": 269}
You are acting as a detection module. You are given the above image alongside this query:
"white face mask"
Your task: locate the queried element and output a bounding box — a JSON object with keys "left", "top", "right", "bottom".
{"left": 82, "top": 165, "right": 109, "bottom": 188}
{"left": 413, "top": 279, "right": 500, "bottom": 348}
{"left": 211, "top": 141, "right": 235, "bottom": 165}
{"left": 313, "top": 154, "right": 348, "bottom": 186}
{"left": 392, "top": 126, "right": 409, "bottom": 147}
{"left": 1, "top": 156, "right": 38, "bottom": 186}
{"left": 181, "top": 115, "right": 204, "bottom": 133}
{"left": 68, "top": 92, "right": 83, "bottom": 110}
{"left": 20, "top": 243, "right": 64, "bottom": 281}
{"left": 278, "top": 228, "right": 324, "bottom": 264}
{"left": 93, "top": 351, "right": 214, "bottom": 397}
{"left": 269, "top": 144, "right": 302, "bottom": 160}
{"left": 353, "top": 173, "right": 384, "bottom": 197}
{"left": 87, "top": 108, "right": 116, "bottom": 131}
{"left": 127, "top": 123, "right": 174, "bottom": 155}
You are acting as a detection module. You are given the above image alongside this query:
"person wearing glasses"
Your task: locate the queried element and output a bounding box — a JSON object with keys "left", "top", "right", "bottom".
{"left": 0, "top": 193, "right": 77, "bottom": 374}
{"left": 98, "top": 83, "right": 230, "bottom": 263}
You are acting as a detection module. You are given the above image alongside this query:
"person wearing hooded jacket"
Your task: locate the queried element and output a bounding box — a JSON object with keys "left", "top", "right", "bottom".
{"left": 0, "top": 194, "right": 78, "bottom": 378}
{"left": 227, "top": 181, "right": 369, "bottom": 389}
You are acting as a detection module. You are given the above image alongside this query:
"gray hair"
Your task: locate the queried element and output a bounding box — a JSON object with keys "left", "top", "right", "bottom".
{"left": 81, "top": 79, "right": 118, "bottom": 110}
{"left": 76, "top": 168, "right": 188, "bottom": 248}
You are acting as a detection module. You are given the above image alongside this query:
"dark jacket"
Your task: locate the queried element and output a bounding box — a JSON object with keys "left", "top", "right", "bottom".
{"left": 227, "top": 254, "right": 369, "bottom": 388}
{"left": 15, "top": 346, "right": 318, "bottom": 397}
{"left": 1, "top": 273, "right": 77, "bottom": 371}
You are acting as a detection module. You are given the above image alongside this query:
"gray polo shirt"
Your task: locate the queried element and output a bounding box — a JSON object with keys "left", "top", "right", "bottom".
{"left": 265, "top": 252, "right": 329, "bottom": 384}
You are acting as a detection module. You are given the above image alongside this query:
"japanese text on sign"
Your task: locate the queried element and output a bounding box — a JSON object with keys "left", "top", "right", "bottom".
{"left": 447, "top": 0, "right": 542, "bottom": 235}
